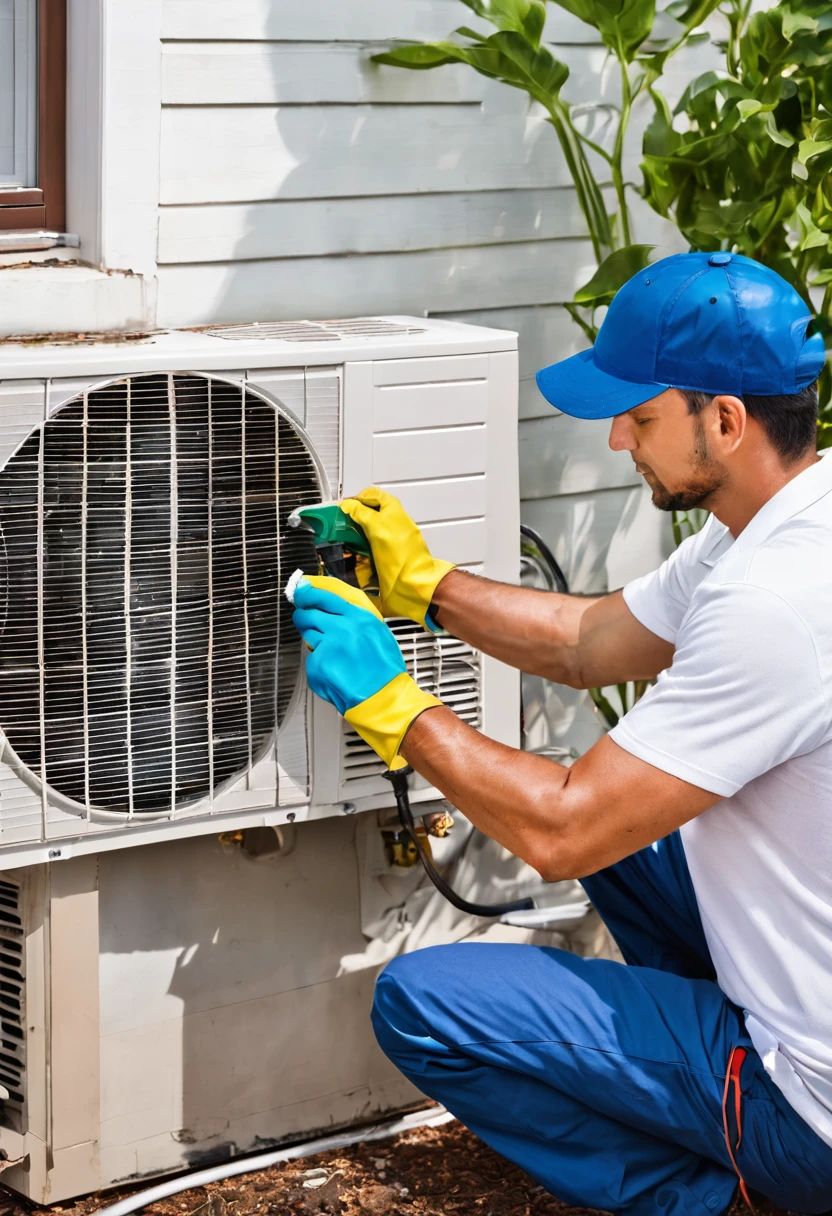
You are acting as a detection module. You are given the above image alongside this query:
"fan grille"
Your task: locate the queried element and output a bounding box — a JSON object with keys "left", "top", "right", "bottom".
{"left": 0, "top": 374, "right": 320, "bottom": 816}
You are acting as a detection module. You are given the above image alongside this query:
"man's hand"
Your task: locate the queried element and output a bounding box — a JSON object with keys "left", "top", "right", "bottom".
{"left": 339, "top": 487, "right": 455, "bottom": 630}
{"left": 292, "top": 576, "right": 441, "bottom": 769}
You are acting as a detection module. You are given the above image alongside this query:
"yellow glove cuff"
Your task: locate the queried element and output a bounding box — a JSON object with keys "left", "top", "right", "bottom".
{"left": 343, "top": 671, "right": 441, "bottom": 770}
{"left": 401, "top": 559, "right": 456, "bottom": 631}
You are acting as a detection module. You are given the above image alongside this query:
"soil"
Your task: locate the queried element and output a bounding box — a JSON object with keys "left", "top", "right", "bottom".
{"left": 0, "top": 1117, "right": 758, "bottom": 1216}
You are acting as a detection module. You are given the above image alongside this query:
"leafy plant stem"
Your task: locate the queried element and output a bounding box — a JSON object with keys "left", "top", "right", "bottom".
{"left": 547, "top": 99, "right": 613, "bottom": 260}
{"left": 726, "top": 0, "right": 750, "bottom": 78}
{"left": 612, "top": 42, "right": 634, "bottom": 246}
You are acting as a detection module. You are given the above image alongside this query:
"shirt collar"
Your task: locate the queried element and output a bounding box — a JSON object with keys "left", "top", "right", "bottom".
{"left": 697, "top": 452, "right": 832, "bottom": 567}
{"left": 699, "top": 520, "right": 733, "bottom": 568}
{"left": 728, "top": 450, "right": 832, "bottom": 556}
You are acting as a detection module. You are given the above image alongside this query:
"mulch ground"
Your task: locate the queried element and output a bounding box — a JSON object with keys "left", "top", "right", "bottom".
{"left": 0, "top": 1118, "right": 758, "bottom": 1216}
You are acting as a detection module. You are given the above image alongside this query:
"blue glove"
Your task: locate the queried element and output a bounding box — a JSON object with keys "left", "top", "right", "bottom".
{"left": 292, "top": 578, "right": 406, "bottom": 715}
{"left": 291, "top": 575, "right": 442, "bottom": 769}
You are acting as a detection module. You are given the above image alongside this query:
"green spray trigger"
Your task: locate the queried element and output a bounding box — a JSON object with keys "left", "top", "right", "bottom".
{"left": 288, "top": 502, "right": 371, "bottom": 556}
{"left": 288, "top": 501, "right": 378, "bottom": 593}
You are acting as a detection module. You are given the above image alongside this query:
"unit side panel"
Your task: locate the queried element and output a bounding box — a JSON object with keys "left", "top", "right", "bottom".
{"left": 371, "top": 354, "right": 490, "bottom": 570}
{"left": 485, "top": 349, "right": 520, "bottom": 583}
{"left": 481, "top": 349, "right": 520, "bottom": 750}
{"left": 48, "top": 857, "right": 101, "bottom": 1194}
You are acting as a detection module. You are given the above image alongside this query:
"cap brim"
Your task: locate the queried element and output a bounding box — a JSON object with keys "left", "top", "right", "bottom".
{"left": 536, "top": 349, "right": 669, "bottom": 419}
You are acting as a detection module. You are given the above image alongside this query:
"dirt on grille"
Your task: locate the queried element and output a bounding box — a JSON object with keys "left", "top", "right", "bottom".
{"left": 0, "top": 1118, "right": 758, "bottom": 1216}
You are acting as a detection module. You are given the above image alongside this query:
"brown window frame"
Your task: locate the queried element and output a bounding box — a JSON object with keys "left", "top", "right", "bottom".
{"left": 0, "top": 0, "right": 67, "bottom": 232}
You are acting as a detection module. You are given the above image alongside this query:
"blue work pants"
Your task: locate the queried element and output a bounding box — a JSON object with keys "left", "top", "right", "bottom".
{"left": 372, "top": 833, "right": 832, "bottom": 1214}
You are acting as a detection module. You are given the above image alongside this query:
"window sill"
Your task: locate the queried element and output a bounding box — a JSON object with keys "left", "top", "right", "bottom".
{"left": 0, "top": 260, "right": 149, "bottom": 338}
{"left": 0, "top": 229, "right": 80, "bottom": 253}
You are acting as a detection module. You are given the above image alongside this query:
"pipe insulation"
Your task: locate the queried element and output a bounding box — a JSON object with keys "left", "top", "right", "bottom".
{"left": 95, "top": 1107, "right": 453, "bottom": 1216}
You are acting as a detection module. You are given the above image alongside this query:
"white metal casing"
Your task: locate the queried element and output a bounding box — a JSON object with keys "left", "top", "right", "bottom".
{"left": 0, "top": 318, "right": 520, "bottom": 866}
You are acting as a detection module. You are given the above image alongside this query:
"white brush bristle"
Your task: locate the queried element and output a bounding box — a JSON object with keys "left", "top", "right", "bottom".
{"left": 284, "top": 568, "right": 307, "bottom": 604}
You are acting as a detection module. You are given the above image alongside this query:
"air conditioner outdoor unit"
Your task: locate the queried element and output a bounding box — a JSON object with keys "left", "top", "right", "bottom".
{"left": 0, "top": 317, "right": 520, "bottom": 1201}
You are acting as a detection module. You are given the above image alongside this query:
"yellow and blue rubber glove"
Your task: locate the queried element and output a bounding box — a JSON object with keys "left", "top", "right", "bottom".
{"left": 291, "top": 575, "right": 441, "bottom": 770}
{"left": 339, "top": 487, "right": 455, "bottom": 632}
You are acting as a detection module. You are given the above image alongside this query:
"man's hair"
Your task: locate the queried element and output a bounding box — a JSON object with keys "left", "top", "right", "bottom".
{"left": 680, "top": 383, "right": 818, "bottom": 463}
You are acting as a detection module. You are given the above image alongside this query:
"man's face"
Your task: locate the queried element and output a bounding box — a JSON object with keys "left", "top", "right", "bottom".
{"left": 608, "top": 389, "right": 726, "bottom": 512}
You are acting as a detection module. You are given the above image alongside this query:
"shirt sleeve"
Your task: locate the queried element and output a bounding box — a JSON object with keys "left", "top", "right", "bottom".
{"left": 623, "top": 516, "right": 726, "bottom": 644}
{"left": 610, "top": 581, "right": 829, "bottom": 797}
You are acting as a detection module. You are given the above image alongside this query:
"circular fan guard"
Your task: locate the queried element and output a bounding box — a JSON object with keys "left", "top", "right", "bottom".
{"left": 0, "top": 373, "right": 321, "bottom": 816}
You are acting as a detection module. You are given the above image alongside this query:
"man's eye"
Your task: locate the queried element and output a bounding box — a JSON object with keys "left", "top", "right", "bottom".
{"left": 636, "top": 417, "right": 652, "bottom": 426}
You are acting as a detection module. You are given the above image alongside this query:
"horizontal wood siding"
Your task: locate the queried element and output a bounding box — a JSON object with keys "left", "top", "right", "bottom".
{"left": 159, "top": 104, "right": 584, "bottom": 205}
{"left": 158, "top": 240, "right": 597, "bottom": 325}
{"left": 157, "top": 189, "right": 588, "bottom": 264}
{"left": 161, "top": 43, "right": 611, "bottom": 107}
{"left": 160, "top": 0, "right": 596, "bottom": 45}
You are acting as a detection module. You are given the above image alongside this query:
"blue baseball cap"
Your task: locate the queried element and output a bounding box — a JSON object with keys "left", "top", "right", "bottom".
{"left": 536, "top": 251, "right": 826, "bottom": 419}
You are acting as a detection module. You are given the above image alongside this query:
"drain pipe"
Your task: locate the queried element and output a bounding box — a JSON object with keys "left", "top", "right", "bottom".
{"left": 95, "top": 1107, "right": 453, "bottom": 1216}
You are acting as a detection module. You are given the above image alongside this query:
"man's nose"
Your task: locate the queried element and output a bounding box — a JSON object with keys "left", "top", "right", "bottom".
{"left": 608, "top": 414, "right": 636, "bottom": 452}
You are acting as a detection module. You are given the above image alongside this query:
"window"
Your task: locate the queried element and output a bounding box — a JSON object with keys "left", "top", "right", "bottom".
{"left": 0, "top": 0, "right": 66, "bottom": 231}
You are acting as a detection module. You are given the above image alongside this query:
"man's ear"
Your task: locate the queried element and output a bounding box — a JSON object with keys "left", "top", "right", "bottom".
{"left": 712, "top": 394, "right": 746, "bottom": 452}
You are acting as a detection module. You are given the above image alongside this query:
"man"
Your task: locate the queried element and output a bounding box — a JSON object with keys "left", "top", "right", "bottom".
{"left": 291, "top": 252, "right": 832, "bottom": 1215}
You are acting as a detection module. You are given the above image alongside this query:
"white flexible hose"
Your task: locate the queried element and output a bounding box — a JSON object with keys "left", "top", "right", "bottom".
{"left": 96, "top": 1107, "right": 452, "bottom": 1216}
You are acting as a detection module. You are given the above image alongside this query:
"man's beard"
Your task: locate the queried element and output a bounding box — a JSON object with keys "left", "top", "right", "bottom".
{"left": 643, "top": 418, "right": 725, "bottom": 513}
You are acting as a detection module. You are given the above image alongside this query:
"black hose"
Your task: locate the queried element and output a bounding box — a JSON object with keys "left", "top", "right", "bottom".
{"left": 384, "top": 767, "right": 535, "bottom": 918}
{"left": 520, "top": 523, "right": 569, "bottom": 595}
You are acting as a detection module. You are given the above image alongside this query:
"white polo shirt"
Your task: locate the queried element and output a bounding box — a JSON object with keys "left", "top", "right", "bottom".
{"left": 610, "top": 452, "right": 832, "bottom": 1147}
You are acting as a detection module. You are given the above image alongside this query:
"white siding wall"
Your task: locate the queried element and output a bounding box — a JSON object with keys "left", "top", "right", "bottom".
{"left": 155, "top": 0, "right": 715, "bottom": 749}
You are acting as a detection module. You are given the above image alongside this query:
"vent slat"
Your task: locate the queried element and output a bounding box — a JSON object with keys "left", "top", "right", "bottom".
{"left": 0, "top": 879, "right": 24, "bottom": 1117}
{"left": 203, "top": 319, "right": 426, "bottom": 343}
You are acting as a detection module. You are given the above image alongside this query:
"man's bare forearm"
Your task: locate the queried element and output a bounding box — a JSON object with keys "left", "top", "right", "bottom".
{"left": 402, "top": 704, "right": 574, "bottom": 878}
{"left": 401, "top": 706, "right": 718, "bottom": 882}
{"left": 431, "top": 570, "right": 673, "bottom": 688}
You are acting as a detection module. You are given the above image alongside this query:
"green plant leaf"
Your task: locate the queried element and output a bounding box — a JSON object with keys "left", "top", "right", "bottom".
{"left": 674, "top": 70, "right": 723, "bottom": 116}
{"left": 662, "top": 0, "right": 721, "bottom": 31}
{"left": 454, "top": 26, "right": 489, "bottom": 42}
{"left": 797, "top": 202, "right": 829, "bottom": 251}
{"left": 457, "top": 0, "right": 490, "bottom": 16}
{"left": 372, "top": 44, "right": 460, "bottom": 69}
{"left": 488, "top": 29, "right": 571, "bottom": 99}
{"left": 643, "top": 88, "right": 680, "bottom": 156}
{"left": 762, "top": 112, "right": 794, "bottom": 148}
{"left": 551, "top": 0, "right": 656, "bottom": 58}
{"left": 375, "top": 30, "right": 570, "bottom": 109}
{"left": 781, "top": 9, "right": 818, "bottom": 42}
{"left": 459, "top": 0, "right": 547, "bottom": 39}
{"left": 521, "top": 0, "right": 547, "bottom": 46}
{"left": 574, "top": 244, "right": 655, "bottom": 306}
{"left": 737, "top": 98, "right": 763, "bottom": 119}
{"left": 798, "top": 138, "right": 832, "bottom": 164}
